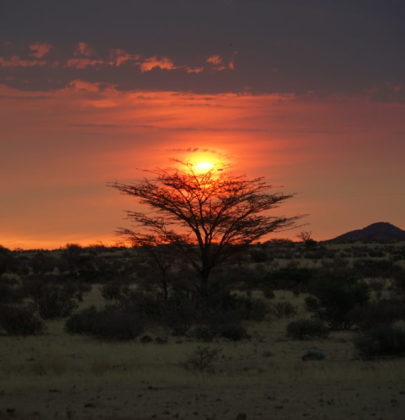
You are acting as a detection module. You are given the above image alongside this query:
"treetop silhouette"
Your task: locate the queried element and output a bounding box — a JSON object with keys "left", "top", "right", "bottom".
{"left": 110, "top": 162, "right": 297, "bottom": 297}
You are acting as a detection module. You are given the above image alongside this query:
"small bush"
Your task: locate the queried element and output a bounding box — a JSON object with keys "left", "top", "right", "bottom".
{"left": 125, "top": 291, "right": 162, "bottom": 320}
{"left": 65, "top": 306, "right": 98, "bottom": 334}
{"left": 34, "top": 284, "right": 78, "bottom": 319}
{"left": 0, "top": 304, "right": 43, "bottom": 335}
{"left": 353, "top": 259, "right": 399, "bottom": 278}
{"left": 218, "top": 324, "right": 249, "bottom": 341}
{"left": 270, "top": 301, "right": 297, "bottom": 319}
{"left": 0, "top": 273, "right": 23, "bottom": 303}
{"left": 307, "top": 273, "right": 369, "bottom": 329}
{"left": 205, "top": 291, "right": 267, "bottom": 322}
{"left": 305, "top": 295, "right": 320, "bottom": 312}
{"left": 182, "top": 346, "right": 222, "bottom": 372}
{"left": 287, "top": 319, "right": 330, "bottom": 340}
{"left": 262, "top": 266, "right": 314, "bottom": 293}
{"left": 101, "top": 280, "right": 130, "bottom": 301}
{"left": 65, "top": 305, "right": 144, "bottom": 340}
{"left": 162, "top": 295, "right": 197, "bottom": 335}
{"left": 349, "top": 299, "right": 405, "bottom": 330}
{"left": 188, "top": 326, "right": 216, "bottom": 342}
{"left": 355, "top": 326, "right": 405, "bottom": 359}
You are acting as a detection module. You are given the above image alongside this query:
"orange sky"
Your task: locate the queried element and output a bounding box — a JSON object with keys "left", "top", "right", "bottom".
{"left": 1, "top": 82, "right": 404, "bottom": 249}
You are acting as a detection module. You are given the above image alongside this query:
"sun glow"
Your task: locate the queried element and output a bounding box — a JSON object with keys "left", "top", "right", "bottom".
{"left": 193, "top": 160, "right": 215, "bottom": 173}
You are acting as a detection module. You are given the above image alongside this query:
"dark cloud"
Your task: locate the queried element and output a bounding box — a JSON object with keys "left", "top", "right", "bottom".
{"left": 0, "top": 0, "right": 404, "bottom": 100}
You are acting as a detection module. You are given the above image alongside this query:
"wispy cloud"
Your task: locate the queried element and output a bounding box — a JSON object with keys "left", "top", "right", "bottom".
{"left": 74, "top": 42, "right": 93, "bottom": 57}
{"left": 29, "top": 42, "right": 52, "bottom": 58}
{"left": 139, "top": 56, "right": 177, "bottom": 72}
{"left": 0, "top": 43, "right": 238, "bottom": 73}
{"left": 0, "top": 56, "right": 47, "bottom": 67}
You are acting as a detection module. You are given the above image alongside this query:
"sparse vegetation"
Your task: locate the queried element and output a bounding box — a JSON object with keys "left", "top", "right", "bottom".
{"left": 306, "top": 272, "right": 369, "bottom": 329}
{"left": 65, "top": 305, "right": 145, "bottom": 340}
{"left": 0, "top": 240, "right": 405, "bottom": 418}
{"left": 181, "top": 345, "right": 222, "bottom": 372}
{"left": 0, "top": 304, "right": 44, "bottom": 335}
{"left": 355, "top": 326, "right": 405, "bottom": 359}
{"left": 287, "top": 319, "right": 330, "bottom": 340}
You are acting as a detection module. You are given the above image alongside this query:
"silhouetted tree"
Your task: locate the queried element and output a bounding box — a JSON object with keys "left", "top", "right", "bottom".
{"left": 122, "top": 232, "right": 178, "bottom": 300}
{"left": 110, "top": 163, "right": 296, "bottom": 298}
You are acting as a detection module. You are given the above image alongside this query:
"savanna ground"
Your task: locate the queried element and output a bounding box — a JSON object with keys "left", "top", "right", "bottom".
{"left": 1, "top": 242, "right": 405, "bottom": 419}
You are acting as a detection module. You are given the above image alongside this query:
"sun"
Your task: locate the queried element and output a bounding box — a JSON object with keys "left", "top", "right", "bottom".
{"left": 193, "top": 160, "right": 215, "bottom": 174}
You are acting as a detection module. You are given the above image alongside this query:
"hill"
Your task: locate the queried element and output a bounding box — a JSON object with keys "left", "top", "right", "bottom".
{"left": 327, "top": 222, "right": 405, "bottom": 243}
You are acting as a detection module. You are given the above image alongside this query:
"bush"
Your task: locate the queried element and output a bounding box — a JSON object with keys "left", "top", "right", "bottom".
{"left": 125, "top": 291, "right": 162, "bottom": 320}
{"left": 286, "top": 319, "right": 330, "bottom": 340}
{"left": 0, "top": 274, "right": 23, "bottom": 303}
{"left": 349, "top": 299, "right": 405, "bottom": 330}
{"left": 353, "top": 259, "right": 399, "bottom": 278}
{"left": 34, "top": 284, "right": 78, "bottom": 319}
{"left": 262, "top": 266, "right": 314, "bottom": 294}
{"left": 188, "top": 325, "right": 216, "bottom": 342}
{"left": 0, "top": 304, "right": 43, "bottom": 335}
{"left": 188, "top": 322, "right": 249, "bottom": 342}
{"left": 65, "top": 305, "right": 144, "bottom": 340}
{"left": 204, "top": 291, "right": 267, "bottom": 322}
{"left": 270, "top": 301, "right": 297, "bottom": 319}
{"left": 181, "top": 346, "right": 222, "bottom": 372}
{"left": 307, "top": 273, "right": 369, "bottom": 329}
{"left": 355, "top": 326, "right": 405, "bottom": 359}
{"left": 101, "top": 280, "right": 130, "bottom": 301}
{"left": 218, "top": 323, "right": 249, "bottom": 341}
{"left": 161, "top": 294, "right": 197, "bottom": 335}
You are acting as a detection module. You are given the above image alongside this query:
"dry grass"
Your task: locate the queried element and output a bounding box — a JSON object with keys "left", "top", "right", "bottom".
{"left": 1, "top": 289, "right": 405, "bottom": 419}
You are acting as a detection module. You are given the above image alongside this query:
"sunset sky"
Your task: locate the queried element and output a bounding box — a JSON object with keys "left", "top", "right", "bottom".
{"left": 1, "top": 0, "right": 404, "bottom": 249}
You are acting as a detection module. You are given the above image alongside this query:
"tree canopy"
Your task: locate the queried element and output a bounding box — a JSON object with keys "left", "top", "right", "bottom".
{"left": 110, "top": 163, "right": 297, "bottom": 296}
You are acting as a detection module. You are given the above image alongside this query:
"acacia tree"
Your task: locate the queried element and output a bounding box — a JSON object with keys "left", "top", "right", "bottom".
{"left": 122, "top": 232, "right": 178, "bottom": 301}
{"left": 110, "top": 163, "right": 297, "bottom": 298}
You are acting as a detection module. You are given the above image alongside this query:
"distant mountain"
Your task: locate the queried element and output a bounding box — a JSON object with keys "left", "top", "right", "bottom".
{"left": 327, "top": 222, "right": 405, "bottom": 243}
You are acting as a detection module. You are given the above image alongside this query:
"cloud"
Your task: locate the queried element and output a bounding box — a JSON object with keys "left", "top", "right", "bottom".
{"left": 29, "top": 42, "right": 52, "bottom": 58}
{"left": 1, "top": 1, "right": 404, "bottom": 100}
{"left": 74, "top": 42, "right": 93, "bottom": 57}
{"left": 367, "top": 82, "right": 405, "bottom": 104}
{"left": 0, "top": 56, "right": 47, "bottom": 67}
{"left": 206, "top": 54, "right": 236, "bottom": 71}
{"left": 110, "top": 49, "right": 140, "bottom": 66}
{"left": 65, "top": 58, "right": 105, "bottom": 69}
{"left": 66, "top": 80, "right": 103, "bottom": 92}
{"left": 185, "top": 66, "right": 204, "bottom": 74}
{"left": 139, "top": 56, "right": 177, "bottom": 72}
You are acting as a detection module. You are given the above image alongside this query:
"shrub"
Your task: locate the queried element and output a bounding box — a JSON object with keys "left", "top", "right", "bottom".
{"left": 307, "top": 273, "right": 369, "bottom": 329}
{"left": 262, "top": 266, "right": 314, "bottom": 293}
{"left": 354, "top": 326, "right": 405, "bottom": 359}
{"left": 65, "top": 306, "right": 98, "bottom": 335}
{"left": 101, "top": 280, "right": 130, "bottom": 301}
{"left": 349, "top": 299, "right": 405, "bottom": 330}
{"left": 181, "top": 346, "right": 222, "bottom": 372}
{"left": 287, "top": 319, "right": 330, "bottom": 340}
{"left": 353, "top": 259, "right": 399, "bottom": 278}
{"left": 305, "top": 295, "right": 320, "bottom": 313}
{"left": 204, "top": 291, "right": 267, "bottom": 322}
{"left": 161, "top": 294, "right": 196, "bottom": 335}
{"left": 218, "top": 324, "right": 249, "bottom": 341}
{"left": 125, "top": 291, "right": 162, "bottom": 320}
{"left": 65, "top": 305, "right": 144, "bottom": 340}
{"left": 0, "top": 304, "right": 43, "bottom": 335}
{"left": 250, "top": 248, "right": 268, "bottom": 263}
{"left": 188, "top": 322, "right": 249, "bottom": 342}
{"left": 0, "top": 273, "right": 23, "bottom": 303}
{"left": 34, "top": 284, "right": 78, "bottom": 319}
{"left": 188, "top": 325, "right": 216, "bottom": 342}
{"left": 270, "top": 301, "right": 297, "bottom": 319}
